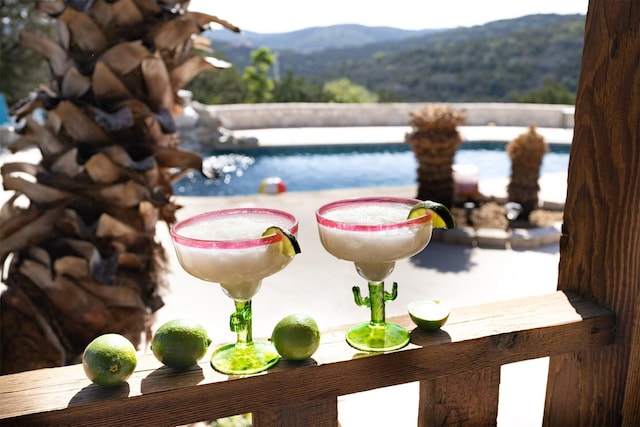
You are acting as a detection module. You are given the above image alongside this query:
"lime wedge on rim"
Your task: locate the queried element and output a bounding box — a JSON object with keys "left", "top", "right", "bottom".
{"left": 408, "top": 200, "right": 456, "bottom": 229}
{"left": 262, "top": 226, "right": 301, "bottom": 256}
{"left": 408, "top": 300, "right": 450, "bottom": 331}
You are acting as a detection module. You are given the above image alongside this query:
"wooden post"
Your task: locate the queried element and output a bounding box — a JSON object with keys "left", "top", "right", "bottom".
{"left": 418, "top": 367, "right": 500, "bottom": 426}
{"left": 543, "top": 1, "right": 640, "bottom": 425}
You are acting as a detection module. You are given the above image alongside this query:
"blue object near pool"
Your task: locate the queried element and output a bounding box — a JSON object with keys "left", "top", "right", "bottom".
{"left": 0, "top": 94, "right": 10, "bottom": 126}
{"left": 174, "top": 142, "right": 570, "bottom": 197}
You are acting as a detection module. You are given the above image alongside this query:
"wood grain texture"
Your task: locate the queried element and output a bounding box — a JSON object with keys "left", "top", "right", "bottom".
{"left": 418, "top": 366, "right": 500, "bottom": 426}
{"left": 0, "top": 291, "right": 613, "bottom": 426}
{"left": 544, "top": 1, "right": 640, "bottom": 425}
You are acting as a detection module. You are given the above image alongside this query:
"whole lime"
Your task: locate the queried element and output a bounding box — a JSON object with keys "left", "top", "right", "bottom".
{"left": 408, "top": 300, "right": 450, "bottom": 331}
{"left": 151, "top": 318, "right": 212, "bottom": 369}
{"left": 82, "top": 333, "right": 137, "bottom": 387}
{"left": 271, "top": 314, "right": 320, "bottom": 361}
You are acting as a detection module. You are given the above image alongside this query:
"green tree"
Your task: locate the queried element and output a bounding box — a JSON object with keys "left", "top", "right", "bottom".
{"left": 323, "top": 78, "right": 379, "bottom": 103}
{"left": 510, "top": 80, "right": 576, "bottom": 104}
{"left": 242, "top": 47, "right": 275, "bottom": 103}
{"left": 0, "top": 0, "right": 55, "bottom": 105}
{"left": 273, "top": 71, "right": 327, "bottom": 102}
{"left": 187, "top": 67, "right": 246, "bottom": 104}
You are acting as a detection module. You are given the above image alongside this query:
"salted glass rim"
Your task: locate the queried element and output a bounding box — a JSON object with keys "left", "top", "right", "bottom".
{"left": 170, "top": 208, "right": 298, "bottom": 249}
{"left": 315, "top": 196, "right": 432, "bottom": 231}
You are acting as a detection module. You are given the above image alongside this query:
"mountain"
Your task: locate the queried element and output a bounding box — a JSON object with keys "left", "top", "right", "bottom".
{"left": 205, "top": 14, "right": 585, "bottom": 102}
{"left": 206, "top": 24, "right": 441, "bottom": 53}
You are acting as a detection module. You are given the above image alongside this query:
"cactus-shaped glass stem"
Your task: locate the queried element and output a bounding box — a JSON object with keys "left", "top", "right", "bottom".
{"left": 210, "top": 295, "right": 280, "bottom": 376}
{"left": 230, "top": 300, "right": 253, "bottom": 346}
{"left": 347, "top": 281, "right": 408, "bottom": 352}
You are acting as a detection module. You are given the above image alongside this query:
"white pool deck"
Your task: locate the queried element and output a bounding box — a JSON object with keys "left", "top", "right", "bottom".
{"left": 0, "top": 125, "right": 571, "bottom": 426}
{"left": 232, "top": 124, "right": 573, "bottom": 147}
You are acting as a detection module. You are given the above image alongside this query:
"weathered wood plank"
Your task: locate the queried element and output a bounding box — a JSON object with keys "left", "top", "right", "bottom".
{"left": 418, "top": 366, "right": 500, "bottom": 426}
{"left": 0, "top": 291, "right": 614, "bottom": 426}
{"left": 544, "top": 1, "right": 640, "bottom": 425}
{"left": 253, "top": 397, "right": 338, "bottom": 427}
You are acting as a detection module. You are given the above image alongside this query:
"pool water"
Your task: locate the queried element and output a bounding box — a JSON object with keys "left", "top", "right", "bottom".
{"left": 174, "top": 142, "right": 570, "bottom": 197}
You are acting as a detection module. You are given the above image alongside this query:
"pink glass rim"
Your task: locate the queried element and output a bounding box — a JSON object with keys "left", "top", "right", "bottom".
{"left": 170, "top": 208, "right": 298, "bottom": 249}
{"left": 315, "top": 196, "right": 432, "bottom": 231}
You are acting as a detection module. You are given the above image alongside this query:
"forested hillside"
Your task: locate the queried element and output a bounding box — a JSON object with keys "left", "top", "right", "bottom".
{"left": 210, "top": 14, "right": 585, "bottom": 102}
{"left": 207, "top": 24, "right": 439, "bottom": 53}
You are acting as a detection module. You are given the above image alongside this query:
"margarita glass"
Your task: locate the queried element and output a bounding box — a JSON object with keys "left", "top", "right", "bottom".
{"left": 170, "top": 208, "right": 299, "bottom": 375}
{"left": 316, "top": 197, "right": 433, "bottom": 352}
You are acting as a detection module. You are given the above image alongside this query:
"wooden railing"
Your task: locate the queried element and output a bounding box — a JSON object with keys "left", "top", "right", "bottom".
{"left": 0, "top": 291, "right": 614, "bottom": 426}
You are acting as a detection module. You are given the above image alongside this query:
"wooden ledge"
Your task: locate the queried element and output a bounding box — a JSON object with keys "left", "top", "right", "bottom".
{"left": 0, "top": 291, "right": 614, "bottom": 426}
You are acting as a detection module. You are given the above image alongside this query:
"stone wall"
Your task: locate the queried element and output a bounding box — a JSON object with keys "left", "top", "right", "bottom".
{"left": 196, "top": 102, "right": 575, "bottom": 130}
{"left": 171, "top": 99, "right": 575, "bottom": 151}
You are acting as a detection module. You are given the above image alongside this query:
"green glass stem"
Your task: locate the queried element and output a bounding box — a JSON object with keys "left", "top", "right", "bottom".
{"left": 211, "top": 298, "right": 279, "bottom": 375}
{"left": 352, "top": 281, "right": 398, "bottom": 325}
{"left": 348, "top": 281, "right": 408, "bottom": 352}
{"left": 230, "top": 300, "right": 253, "bottom": 347}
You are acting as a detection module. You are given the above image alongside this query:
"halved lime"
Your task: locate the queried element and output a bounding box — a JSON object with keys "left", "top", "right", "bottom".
{"left": 408, "top": 200, "right": 456, "bottom": 229}
{"left": 407, "top": 300, "right": 451, "bottom": 331}
{"left": 262, "top": 226, "right": 301, "bottom": 256}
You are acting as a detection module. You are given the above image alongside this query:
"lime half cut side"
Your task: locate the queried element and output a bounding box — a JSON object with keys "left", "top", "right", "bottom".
{"left": 262, "top": 226, "right": 301, "bottom": 256}
{"left": 408, "top": 200, "right": 456, "bottom": 229}
{"left": 407, "top": 300, "right": 451, "bottom": 331}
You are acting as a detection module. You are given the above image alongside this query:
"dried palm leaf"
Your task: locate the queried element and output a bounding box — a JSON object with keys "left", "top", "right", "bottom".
{"left": 79, "top": 278, "right": 147, "bottom": 310}
{"left": 20, "top": 259, "right": 111, "bottom": 330}
{"left": 61, "top": 67, "right": 91, "bottom": 99}
{"left": 89, "top": 0, "right": 145, "bottom": 31}
{"left": 92, "top": 61, "right": 134, "bottom": 104}
{"left": 0, "top": 208, "right": 64, "bottom": 265}
{"left": 54, "top": 256, "right": 91, "bottom": 279}
{"left": 185, "top": 11, "right": 241, "bottom": 33}
{"left": 192, "top": 35, "right": 213, "bottom": 52}
{"left": 170, "top": 55, "right": 231, "bottom": 91}
{"left": 19, "top": 31, "right": 71, "bottom": 78}
{"left": 1, "top": 161, "right": 40, "bottom": 180}
{"left": 84, "top": 152, "right": 126, "bottom": 183}
{"left": 131, "top": 0, "right": 163, "bottom": 16}
{"left": 95, "top": 212, "right": 138, "bottom": 237}
{"left": 100, "top": 145, "right": 156, "bottom": 170}
{"left": 50, "top": 148, "right": 83, "bottom": 177}
{"left": 3, "top": 176, "right": 73, "bottom": 205}
{"left": 56, "top": 7, "right": 108, "bottom": 54}
{"left": 53, "top": 101, "right": 111, "bottom": 144}
{"left": 10, "top": 89, "right": 58, "bottom": 120}
{"left": 0, "top": 199, "right": 41, "bottom": 239}
{"left": 19, "top": 117, "right": 68, "bottom": 156}
{"left": 96, "top": 180, "right": 150, "bottom": 208}
{"left": 153, "top": 146, "right": 203, "bottom": 172}
{"left": 1, "top": 287, "right": 66, "bottom": 368}
{"left": 99, "top": 40, "right": 149, "bottom": 77}
{"left": 140, "top": 56, "right": 174, "bottom": 112}
{"left": 95, "top": 214, "right": 149, "bottom": 248}
{"left": 139, "top": 200, "right": 159, "bottom": 232}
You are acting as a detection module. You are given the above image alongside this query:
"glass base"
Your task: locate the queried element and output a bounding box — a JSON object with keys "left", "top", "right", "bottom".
{"left": 346, "top": 322, "right": 410, "bottom": 352}
{"left": 210, "top": 342, "right": 280, "bottom": 375}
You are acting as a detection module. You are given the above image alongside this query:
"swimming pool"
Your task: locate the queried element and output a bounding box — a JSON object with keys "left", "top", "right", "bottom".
{"left": 174, "top": 142, "right": 571, "bottom": 197}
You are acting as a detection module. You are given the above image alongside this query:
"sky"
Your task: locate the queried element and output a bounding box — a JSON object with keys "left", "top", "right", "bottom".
{"left": 188, "top": 0, "right": 588, "bottom": 34}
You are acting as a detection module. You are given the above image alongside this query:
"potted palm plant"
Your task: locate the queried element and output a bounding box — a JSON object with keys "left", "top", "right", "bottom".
{"left": 506, "top": 125, "right": 549, "bottom": 221}
{"left": 405, "top": 105, "right": 465, "bottom": 209}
